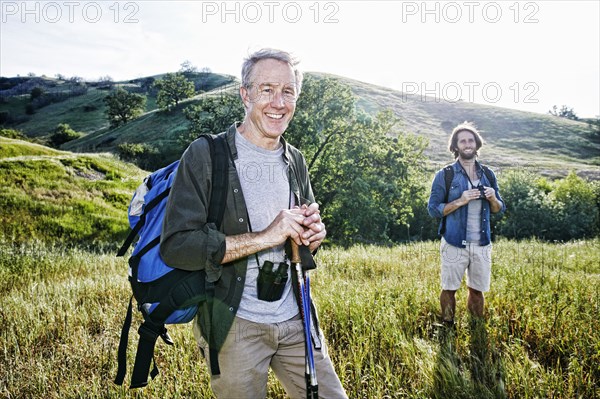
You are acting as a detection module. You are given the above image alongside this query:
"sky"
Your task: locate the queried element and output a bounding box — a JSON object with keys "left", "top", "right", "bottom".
{"left": 1, "top": 0, "right": 599, "bottom": 117}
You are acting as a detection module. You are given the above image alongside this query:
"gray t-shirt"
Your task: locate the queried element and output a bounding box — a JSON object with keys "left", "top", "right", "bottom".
{"left": 234, "top": 130, "right": 298, "bottom": 323}
{"left": 466, "top": 179, "right": 482, "bottom": 243}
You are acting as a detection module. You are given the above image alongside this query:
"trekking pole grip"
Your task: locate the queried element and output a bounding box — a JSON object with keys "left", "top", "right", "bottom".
{"left": 290, "top": 240, "right": 301, "bottom": 264}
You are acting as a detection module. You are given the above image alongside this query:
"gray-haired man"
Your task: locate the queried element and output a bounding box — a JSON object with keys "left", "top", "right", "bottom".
{"left": 160, "top": 48, "right": 347, "bottom": 398}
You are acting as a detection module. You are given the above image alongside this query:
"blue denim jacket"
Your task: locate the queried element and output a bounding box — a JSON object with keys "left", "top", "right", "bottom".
{"left": 427, "top": 160, "right": 505, "bottom": 247}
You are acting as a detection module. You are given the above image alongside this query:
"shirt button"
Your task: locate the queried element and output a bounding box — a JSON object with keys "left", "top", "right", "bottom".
{"left": 229, "top": 307, "right": 234, "bottom": 312}
{"left": 239, "top": 218, "right": 244, "bottom": 223}
{"left": 237, "top": 277, "right": 242, "bottom": 282}
{"left": 234, "top": 188, "right": 239, "bottom": 193}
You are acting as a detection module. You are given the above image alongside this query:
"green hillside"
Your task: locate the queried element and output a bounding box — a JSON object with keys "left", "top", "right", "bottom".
{"left": 0, "top": 72, "right": 236, "bottom": 138}
{"left": 2, "top": 72, "right": 598, "bottom": 179}
{"left": 0, "top": 136, "right": 145, "bottom": 246}
{"left": 328, "top": 73, "right": 599, "bottom": 179}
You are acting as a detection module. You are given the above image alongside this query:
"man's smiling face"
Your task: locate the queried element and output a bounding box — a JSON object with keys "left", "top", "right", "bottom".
{"left": 456, "top": 130, "right": 478, "bottom": 160}
{"left": 240, "top": 58, "right": 298, "bottom": 145}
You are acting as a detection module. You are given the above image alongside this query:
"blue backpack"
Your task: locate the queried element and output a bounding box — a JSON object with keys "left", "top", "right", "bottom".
{"left": 114, "top": 134, "right": 229, "bottom": 388}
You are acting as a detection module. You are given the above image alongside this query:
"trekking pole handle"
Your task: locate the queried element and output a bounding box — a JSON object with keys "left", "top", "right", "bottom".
{"left": 290, "top": 240, "right": 301, "bottom": 264}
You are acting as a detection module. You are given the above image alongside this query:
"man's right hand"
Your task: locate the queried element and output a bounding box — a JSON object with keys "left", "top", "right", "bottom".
{"left": 443, "top": 188, "right": 480, "bottom": 217}
{"left": 459, "top": 188, "right": 483, "bottom": 205}
{"left": 261, "top": 208, "right": 308, "bottom": 246}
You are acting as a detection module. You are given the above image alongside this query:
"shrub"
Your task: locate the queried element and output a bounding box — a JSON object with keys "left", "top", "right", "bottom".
{"left": 496, "top": 170, "right": 599, "bottom": 241}
{"left": 49, "top": 123, "right": 83, "bottom": 147}
{"left": 0, "top": 128, "right": 25, "bottom": 139}
{"left": 117, "top": 142, "right": 160, "bottom": 170}
{"left": 30, "top": 87, "right": 45, "bottom": 100}
{"left": 551, "top": 171, "right": 599, "bottom": 239}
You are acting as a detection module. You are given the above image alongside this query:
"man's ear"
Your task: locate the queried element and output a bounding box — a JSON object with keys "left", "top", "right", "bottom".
{"left": 240, "top": 85, "right": 250, "bottom": 108}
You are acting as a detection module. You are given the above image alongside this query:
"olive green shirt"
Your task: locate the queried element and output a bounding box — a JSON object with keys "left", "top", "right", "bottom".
{"left": 160, "top": 123, "right": 315, "bottom": 353}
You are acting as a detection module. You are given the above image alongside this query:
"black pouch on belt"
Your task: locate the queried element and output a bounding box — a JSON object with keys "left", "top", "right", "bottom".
{"left": 257, "top": 261, "right": 289, "bottom": 302}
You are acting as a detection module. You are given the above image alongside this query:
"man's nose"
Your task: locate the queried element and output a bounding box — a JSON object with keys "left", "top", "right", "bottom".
{"left": 270, "top": 91, "right": 285, "bottom": 107}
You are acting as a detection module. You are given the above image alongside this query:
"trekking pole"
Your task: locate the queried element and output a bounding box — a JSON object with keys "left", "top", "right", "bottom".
{"left": 291, "top": 241, "right": 318, "bottom": 399}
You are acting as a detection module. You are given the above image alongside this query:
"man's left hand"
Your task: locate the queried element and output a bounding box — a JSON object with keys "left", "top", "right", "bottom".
{"left": 299, "top": 203, "right": 326, "bottom": 252}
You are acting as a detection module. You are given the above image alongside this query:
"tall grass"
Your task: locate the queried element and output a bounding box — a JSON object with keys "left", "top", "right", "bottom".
{"left": 1, "top": 239, "right": 598, "bottom": 398}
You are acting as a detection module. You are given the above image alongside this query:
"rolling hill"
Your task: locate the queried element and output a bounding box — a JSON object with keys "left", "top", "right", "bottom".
{"left": 0, "top": 136, "right": 145, "bottom": 246}
{"left": 1, "top": 72, "right": 598, "bottom": 179}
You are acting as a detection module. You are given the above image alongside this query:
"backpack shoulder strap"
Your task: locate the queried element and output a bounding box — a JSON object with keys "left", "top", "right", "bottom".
{"left": 440, "top": 165, "right": 454, "bottom": 235}
{"left": 205, "top": 133, "right": 229, "bottom": 229}
{"left": 443, "top": 165, "right": 454, "bottom": 204}
{"left": 480, "top": 164, "right": 496, "bottom": 187}
{"left": 199, "top": 133, "right": 229, "bottom": 377}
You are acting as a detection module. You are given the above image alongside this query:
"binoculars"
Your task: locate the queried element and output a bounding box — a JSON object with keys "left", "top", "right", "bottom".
{"left": 476, "top": 184, "right": 486, "bottom": 199}
{"left": 257, "top": 261, "right": 289, "bottom": 302}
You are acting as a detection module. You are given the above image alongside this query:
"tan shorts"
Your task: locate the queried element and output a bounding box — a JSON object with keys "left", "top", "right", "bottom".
{"left": 440, "top": 237, "right": 492, "bottom": 292}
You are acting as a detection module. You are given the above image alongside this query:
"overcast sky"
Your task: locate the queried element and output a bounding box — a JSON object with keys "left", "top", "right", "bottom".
{"left": 1, "top": 0, "right": 599, "bottom": 117}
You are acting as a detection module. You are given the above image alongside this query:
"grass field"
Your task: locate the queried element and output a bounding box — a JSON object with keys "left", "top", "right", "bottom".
{"left": 1, "top": 239, "right": 598, "bottom": 398}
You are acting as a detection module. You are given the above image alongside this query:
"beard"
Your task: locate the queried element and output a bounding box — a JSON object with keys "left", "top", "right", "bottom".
{"left": 459, "top": 149, "right": 477, "bottom": 160}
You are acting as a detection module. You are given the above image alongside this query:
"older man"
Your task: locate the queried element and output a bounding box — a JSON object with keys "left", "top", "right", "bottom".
{"left": 160, "top": 48, "right": 347, "bottom": 399}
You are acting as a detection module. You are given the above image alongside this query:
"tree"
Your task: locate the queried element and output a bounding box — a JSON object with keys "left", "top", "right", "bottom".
{"left": 285, "top": 75, "right": 428, "bottom": 244}
{"left": 154, "top": 73, "right": 195, "bottom": 110}
{"left": 179, "top": 60, "right": 198, "bottom": 74}
{"left": 30, "top": 87, "right": 45, "bottom": 100}
{"left": 104, "top": 87, "right": 147, "bottom": 128}
{"left": 49, "top": 123, "right": 83, "bottom": 147}
{"left": 98, "top": 75, "right": 114, "bottom": 90}
{"left": 549, "top": 105, "right": 578, "bottom": 120}
{"left": 182, "top": 92, "right": 244, "bottom": 147}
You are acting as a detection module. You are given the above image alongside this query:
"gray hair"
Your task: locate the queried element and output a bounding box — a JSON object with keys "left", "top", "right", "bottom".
{"left": 241, "top": 48, "right": 303, "bottom": 94}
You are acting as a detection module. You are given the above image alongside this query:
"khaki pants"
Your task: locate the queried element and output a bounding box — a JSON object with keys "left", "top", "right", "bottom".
{"left": 194, "top": 315, "right": 347, "bottom": 399}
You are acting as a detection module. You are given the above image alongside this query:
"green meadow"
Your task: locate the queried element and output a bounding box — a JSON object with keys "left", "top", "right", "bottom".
{"left": 1, "top": 73, "right": 598, "bottom": 398}
{"left": 1, "top": 239, "right": 598, "bottom": 398}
